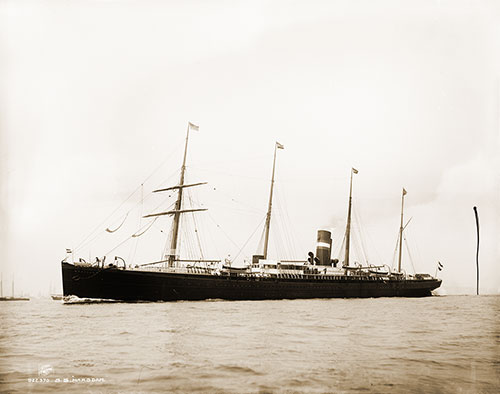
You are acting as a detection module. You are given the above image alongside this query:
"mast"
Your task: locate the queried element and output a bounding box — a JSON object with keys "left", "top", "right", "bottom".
{"left": 263, "top": 142, "right": 284, "bottom": 259}
{"left": 168, "top": 122, "right": 195, "bottom": 267}
{"left": 397, "top": 188, "right": 407, "bottom": 272}
{"left": 473, "top": 206, "right": 480, "bottom": 295}
{"left": 344, "top": 168, "right": 358, "bottom": 267}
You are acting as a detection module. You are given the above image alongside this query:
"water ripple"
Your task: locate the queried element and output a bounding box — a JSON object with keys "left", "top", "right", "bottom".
{"left": 0, "top": 296, "right": 498, "bottom": 393}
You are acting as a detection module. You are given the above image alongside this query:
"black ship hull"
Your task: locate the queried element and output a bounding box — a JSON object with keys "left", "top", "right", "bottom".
{"left": 62, "top": 262, "right": 442, "bottom": 302}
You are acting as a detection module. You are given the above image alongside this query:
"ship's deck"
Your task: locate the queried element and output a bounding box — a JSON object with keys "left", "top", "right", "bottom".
{"left": 74, "top": 263, "right": 437, "bottom": 283}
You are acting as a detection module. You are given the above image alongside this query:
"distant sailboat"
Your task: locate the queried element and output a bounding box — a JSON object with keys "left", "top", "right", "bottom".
{"left": 0, "top": 276, "right": 30, "bottom": 301}
{"left": 49, "top": 281, "right": 63, "bottom": 300}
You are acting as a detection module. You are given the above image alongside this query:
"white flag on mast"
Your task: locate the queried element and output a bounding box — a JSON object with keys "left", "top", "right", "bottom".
{"left": 188, "top": 122, "right": 199, "bottom": 131}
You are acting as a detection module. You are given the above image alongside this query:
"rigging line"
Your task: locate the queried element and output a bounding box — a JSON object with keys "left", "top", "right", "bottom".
{"left": 193, "top": 215, "right": 204, "bottom": 259}
{"left": 162, "top": 223, "right": 173, "bottom": 262}
{"left": 207, "top": 204, "right": 262, "bottom": 216}
{"left": 187, "top": 189, "right": 204, "bottom": 259}
{"left": 175, "top": 215, "right": 186, "bottom": 261}
{"left": 331, "top": 235, "right": 342, "bottom": 262}
{"left": 349, "top": 210, "right": 360, "bottom": 263}
{"left": 353, "top": 205, "right": 371, "bottom": 264}
{"left": 403, "top": 233, "right": 416, "bottom": 274}
{"left": 272, "top": 226, "right": 280, "bottom": 261}
{"left": 269, "top": 209, "right": 278, "bottom": 258}
{"left": 351, "top": 226, "right": 361, "bottom": 264}
{"left": 133, "top": 167, "right": 180, "bottom": 208}
{"left": 103, "top": 233, "right": 135, "bottom": 257}
{"left": 275, "top": 191, "right": 293, "bottom": 259}
{"left": 352, "top": 227, "right": 363, "bottom": 265}
{"left": 183, "top": 215, "right": 195, "bottom": 260}
{"left": 184, "top": 214, "right": 197, "bottom": 260}
{"left": 128, "top": 184, "right": 143, "bottom": 264}
{"left": 142, "top": 197, "right": 177, "bottom": 223}
{"left": 257, "top": 224, "right": 266, "bottom": 256}
{"left": 341, "top": 229, "right": 347, "bottom": 260}
{"left": 272, "top": 210, "right": 284, "bottom": 260}
{"left": 336, "top": 232, "right": 347, "bottom": 261}
{"left": 279, "top": 211, "right": 293, "bottom": 260}
{"left": 233, "top": 215, "right": 267, "bottom": 262}
{"left": 74, "top": 185, "right": 143, "bottom": 252}
{"left": 357, "top": 224, "right": 369, "bottom": 264}
{"left": 329, "top": 226, "right": 343, "bottom": 258}
{"left": 73, "top": 141, "right": 184, "bottom": 253}
{"left": 359, "top": 212, "right": 383, "bottom": 266}
{"left": 195, "top": 210, "right": 211, "bottom": 260}
{"left": 206, "top": 212, "right": 240, "bottom": 249}
{"left": 127, "top": 234, "right": 135, "bottom": 267}
{"left": 131, "top": 184, "right": 144, "bottom": 264}
{"left": 188, "top": 166, "right": 269, "bottom": 182}
{"left": 76, "top": 199, "right": 176, "bottom": 256}
{"left": 74, "top": 169, "right": 180, "bottom": 254}
{"left": 125, "top": 166, "right": 181, "bottom": 218}
{"left": 354, "top": 204, "right": 370, "bottom": 263}
{"left": 189, "top": 153, "right": 270, "bottom": 167}
{"left": 179, "top": 219, "right": 187, "bottom": 259}
{"left": 280, "top": 215, "right": 295, "bottom": 258}
{"left": 277, "top": 211, "right": 289, "bottom": 260}
{"left": 152, "top": 165, "right": 183, "bottom": 192}
{"left": 405, "top": 228, "right": 421, "bottom": 272}
{"left": 180, "top": 218, "right": 189, "bottom": 260}
{"left": 408, "top": 226, "right": 424, "bottom": 271}
{"left": 332, "top": 229, "right": 344, "bottom": 260}
{"left": 105, "top": 213, "right": 129, "bottom": 233}
{"left": 103, "top": 217, "right": 159, "bottom": 258}
{"left": 211, "top": 187, "right": 264, "bottom": 214}
{"left": 353, "top": 230, "right": 364, "bottom": 264}
{"left": 279, "top": 190, "right": 300, "bottom": 258}
{"left": 205, "top": 213, "right": 221, "bottom": 258}
{"left": 139, "top": 139, "right": 185, "bottom": 186}
{"left": 132, "top": 217, "right": 159, "bottom": 238}
{"left": 391, "top": 233, "right": 400, "bottom": 269}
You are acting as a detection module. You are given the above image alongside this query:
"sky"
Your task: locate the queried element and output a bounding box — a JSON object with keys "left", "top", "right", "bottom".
{"left": 1, "top": 0, "right": 499, "bottom": 296}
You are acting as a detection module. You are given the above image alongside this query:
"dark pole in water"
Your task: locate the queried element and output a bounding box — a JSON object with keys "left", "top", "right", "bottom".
{"left": 473, "top": 206, "right": 480, "bottom": 295}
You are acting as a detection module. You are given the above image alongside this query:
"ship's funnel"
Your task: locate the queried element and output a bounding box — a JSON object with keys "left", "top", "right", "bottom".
{"left": 316, "top": 230, "right": 332, "bottom": 266}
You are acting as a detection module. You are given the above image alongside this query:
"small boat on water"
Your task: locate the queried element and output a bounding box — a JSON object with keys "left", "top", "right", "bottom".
{"left": 0, "top": 296, "right": 30, "bottom": 302}
{"left": 61, "top": 123, "right": 441, "bottom": 301}
{"left": 50, "top": 294, "right": 64, "bottom": 300}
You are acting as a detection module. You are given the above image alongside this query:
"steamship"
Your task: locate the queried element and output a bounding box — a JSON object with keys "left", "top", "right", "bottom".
{"left": 61, "top": 123, "right": 441, "bottom": 301}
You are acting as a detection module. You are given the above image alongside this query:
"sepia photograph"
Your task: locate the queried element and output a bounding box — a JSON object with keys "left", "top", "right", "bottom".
{"left": 1, "top": 0, "right": 499, "bottom": 393}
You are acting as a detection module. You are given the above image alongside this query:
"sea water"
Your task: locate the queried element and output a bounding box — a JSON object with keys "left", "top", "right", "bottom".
{"left": 0, "top": 296, "right": 498, "bottom": 393}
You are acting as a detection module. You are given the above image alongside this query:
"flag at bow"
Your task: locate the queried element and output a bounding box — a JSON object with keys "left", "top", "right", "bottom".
{"left": 437, "top": 261, "right": 444, "bottom": 271}
{"left": 66, "top": 248, "right": 72, "bottom": 254}
{"left": 403, "top": 188, "right": 407, "bottom": 196}
{"left": 276, "top": 142, "right": 284, "bottom": 149}
{"left": 352, "top": 168, "right": 358, "bottom": 174}
{"left": 188, "top": 122, "right": 199, "bottom": 131}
